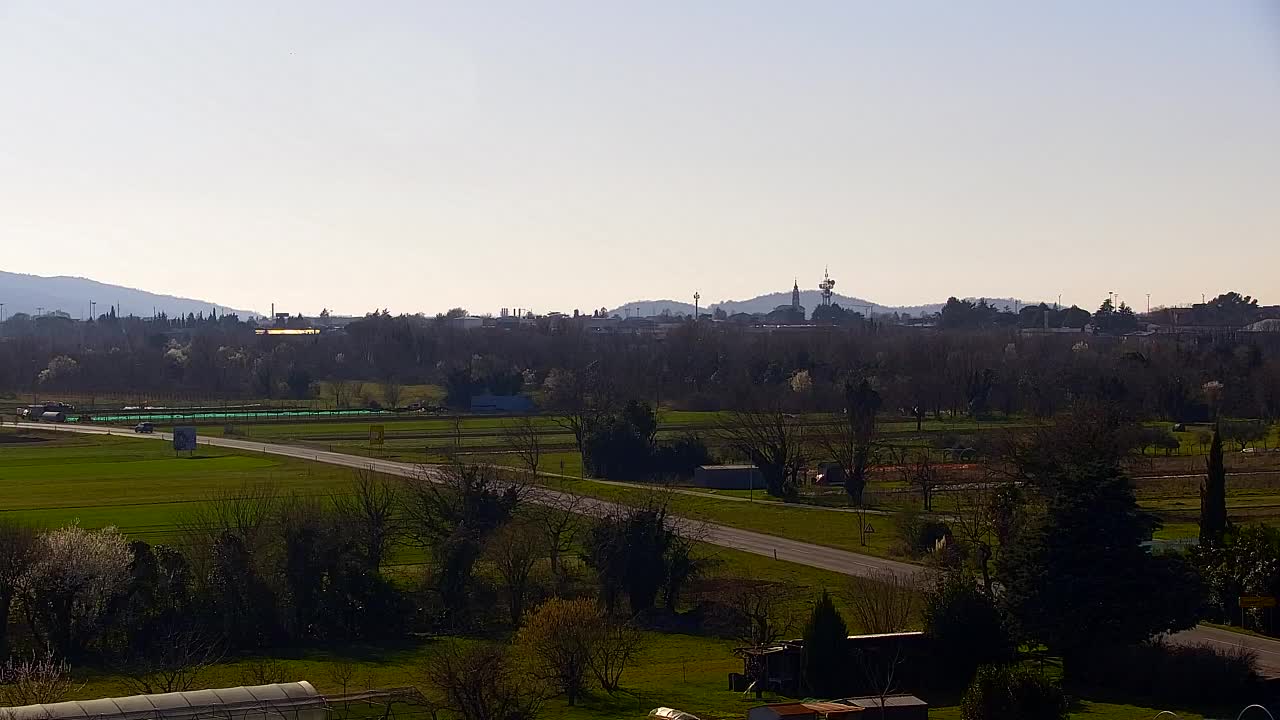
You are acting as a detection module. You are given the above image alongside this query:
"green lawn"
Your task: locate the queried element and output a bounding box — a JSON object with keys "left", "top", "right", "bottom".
{"left": 0, "top": 429, "right": 371, "bottom": 543}
{"left": 1, "top": 426, "right": 1229, "bottom": 720}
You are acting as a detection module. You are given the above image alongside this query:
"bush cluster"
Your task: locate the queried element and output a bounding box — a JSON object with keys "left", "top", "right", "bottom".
{"left": 960, "top": 665, "right": 1068, "bottom": 720}
{"left": 1071, "top": 639, "right": 1260, "bottom": 706}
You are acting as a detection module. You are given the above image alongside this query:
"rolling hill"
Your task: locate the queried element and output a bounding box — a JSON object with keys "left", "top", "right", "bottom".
{"left": 0, "top": 270, "right": 258, "bottom": 319}
{"left": 610, "top": 291, "right": 1025, "bottom": 319}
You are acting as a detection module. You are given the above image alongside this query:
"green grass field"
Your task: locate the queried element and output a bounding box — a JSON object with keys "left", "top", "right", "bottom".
{"left": 0, "top": 426, "right": 1221, "bottom": 719}
{"left": 0, "top": 429, "right": 366, "bottom": 543}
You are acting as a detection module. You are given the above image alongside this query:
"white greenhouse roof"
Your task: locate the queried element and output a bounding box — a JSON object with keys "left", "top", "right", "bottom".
{"left": 1, "top": 682, "right": 321, "bottom": 720}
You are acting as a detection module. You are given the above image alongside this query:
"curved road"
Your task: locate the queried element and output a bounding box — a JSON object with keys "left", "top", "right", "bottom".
{"left": 12, "top": 421, "right": 1280, "bottom": 675}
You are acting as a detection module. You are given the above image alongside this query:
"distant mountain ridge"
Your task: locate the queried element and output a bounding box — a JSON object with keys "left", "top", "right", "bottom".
{"left": 0, "top": 270, "right": 258, "bottom": 319}
{"left": 610, "top": 291, "right": 1025, "bottom": 319}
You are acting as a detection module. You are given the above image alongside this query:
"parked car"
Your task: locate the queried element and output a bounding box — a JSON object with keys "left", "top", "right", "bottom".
{"left": 134, "top": 422, "right": 155, "bottom": 434}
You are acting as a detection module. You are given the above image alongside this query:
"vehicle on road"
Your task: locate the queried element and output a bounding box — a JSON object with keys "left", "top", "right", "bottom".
{"left": 134, "top": 422, "right": 155, "bottom": 433}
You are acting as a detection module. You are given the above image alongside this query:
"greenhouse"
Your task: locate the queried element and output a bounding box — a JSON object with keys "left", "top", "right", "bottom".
{"left": 0, "top": 683, "right": 430, "bottom": 720}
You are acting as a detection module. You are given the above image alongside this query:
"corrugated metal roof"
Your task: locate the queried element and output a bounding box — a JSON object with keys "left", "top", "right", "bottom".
{"left": 802, "top": 702, "right": 862, "bottom": 713}
{"left": 764, "top": 705, "right": 817, "bottom": 716}
{"left": 845, "top": 694, "right": 928, "bottom": 708}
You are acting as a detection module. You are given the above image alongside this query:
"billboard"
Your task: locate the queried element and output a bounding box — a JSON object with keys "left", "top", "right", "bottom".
{"left": 369, "top": 425, "right": 385, "bottom": 446}
{"left": 173, "top": 426, "right": 198, "bottom": 452}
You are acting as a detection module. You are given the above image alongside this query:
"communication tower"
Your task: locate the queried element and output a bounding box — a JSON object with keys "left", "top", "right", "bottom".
{"left": 819, "top": 268, "right": 836, "bottom": 307}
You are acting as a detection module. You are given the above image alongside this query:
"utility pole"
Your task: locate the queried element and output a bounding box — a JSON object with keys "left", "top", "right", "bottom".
{"left": 1146, "top": 293, "right": 1151, "bottom": 314}
{"left": 693, "top": 291, "right": 700, "bottom": 320}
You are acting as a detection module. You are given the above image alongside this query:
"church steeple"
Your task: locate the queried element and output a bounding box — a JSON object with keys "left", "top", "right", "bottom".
{"left": 791, "top": 279, "right": 801, "bottom": 309}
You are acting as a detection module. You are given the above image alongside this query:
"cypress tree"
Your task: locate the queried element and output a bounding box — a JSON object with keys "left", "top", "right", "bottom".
{"left": 1200, "top": 428, "right": 1228, "bottom": 545}
{"left": 802, "top": 589, "right": 848, "bottom": 697}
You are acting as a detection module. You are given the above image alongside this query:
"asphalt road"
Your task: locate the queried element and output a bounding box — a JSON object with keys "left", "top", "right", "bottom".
{"left": 12, "top": 421, "right": 1280, "bottom": 675}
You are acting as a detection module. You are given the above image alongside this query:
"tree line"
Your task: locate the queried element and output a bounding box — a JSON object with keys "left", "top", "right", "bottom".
{"left": 3, "top": 293, "right": 1278, "bottom": 426}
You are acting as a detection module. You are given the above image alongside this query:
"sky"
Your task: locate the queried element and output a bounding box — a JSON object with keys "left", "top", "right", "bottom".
{"left": 1, "top": 1, "right": 1277, "bottom": 316}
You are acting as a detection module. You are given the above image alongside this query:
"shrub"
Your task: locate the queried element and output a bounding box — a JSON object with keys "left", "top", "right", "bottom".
{"left": 651, "top": 433, "right": 713, "bottom": 478}
{"left": 515, "top": 598, "right": 642, "bottom": 705}
{"left": 1073, "top": 639, "right": 1259, "bottom": 706}
{"left": 960, "top": 665, "right": 1068, "bottom": 720}
{"left": 425, "top": 643, "right": 542, "bottom": 720}
{"left": 896, "top": 513, "right": 953, "bottom": 558}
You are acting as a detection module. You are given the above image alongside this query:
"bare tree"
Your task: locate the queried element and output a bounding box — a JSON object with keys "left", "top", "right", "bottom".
{"left": 815, "top": 378, "right": 882, "bottom": 507}
{"left": 854, "top": 640, "right": 908, "bottom": 720}
{"left": 845, "top": 570, "right": 921, "bottom": 635}
{"left": 330, "top": 376, "right": 350, "bottom": 409}
{"left": 181, "top": 482, "right": 280, "bottom": 557}
{"left": 0, "top": 520, "right": 38, "bottom": 657}
{"left": 486, "top": 521, "right": 543, "bottom": 626}
{"left": 324, "top": 659, "right": 360, "bottom": 696}
{"left": 0, "top": 652, "right": 76, "bottom": 706}
{"left": 423, "top": 643, "right": 541, "bottom": 720}
{"left": 239, "top": 658, "right": 289, "bottom": 686}
{"left": 721, "top": 578, "right": 798, "bottom": 700}
{"left": 530, "top": 492, "right": 583, "bottom": 595}
{"left": 719, "top": 406, "right": 807, "bottom": 498}
{"left": 440, "top": 416, "right": 466, "bottom": 463}
{"left": 381, "top": 378, "right": 403, "bottom": 410}
{"left": 544, "top": 364, "right": 617, "bottom": 472}
{"left": 588, "top": 620, "right": 643, "bottom": 694}
{"left": 119, "top": 626, "right": 222, "bottom": 694}
{"left": 501, "top": 415, "right": 544, "bottom": 477}
{"left": 332, "top": 469, "right": 400, "bottom": 571}
{"left": 722, "top": 578, "right": 797, "bottom": 647}
{"left": 950, "top": 488, "right": 999, "bottom": 593}
{"left": 901, "top": 452, "right": 939, "bottom": 512}
{"left": 401, "top": 463, "right": 525, "bottom": 620}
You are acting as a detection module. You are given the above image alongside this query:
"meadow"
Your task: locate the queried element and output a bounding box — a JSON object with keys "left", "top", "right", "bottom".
{"left": 0, "top": 426, "right": 1226, "bottom": 719}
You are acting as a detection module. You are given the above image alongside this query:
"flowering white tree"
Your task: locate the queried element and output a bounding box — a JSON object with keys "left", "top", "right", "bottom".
{"left": 21, "top": 524, "right": 131, "bottom": 657}
{"left": 789, "top": 369, "right": 813, "bottom": 395}
{"left": 0, "top": 651, "right": 75, "bottom": 706}
{"left": 36, "top": 356, "right": 79, "bottom": 388}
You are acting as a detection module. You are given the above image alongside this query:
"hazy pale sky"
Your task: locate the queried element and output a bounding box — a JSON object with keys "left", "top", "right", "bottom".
{"left": 2, "top": 1, "right": 1277, "bottom": 316}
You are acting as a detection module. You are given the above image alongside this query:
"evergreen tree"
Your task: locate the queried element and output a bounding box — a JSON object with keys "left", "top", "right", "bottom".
{"left": 997, "top": 454, "right": 1201, "bottom": 674}
{"left": 924, "top": 572, "right": 1014, "bottom": 690}
{"left": 802, "top": 589, "right": 848, "bottom": 697}
{"left": 1200, "top": 428, "right": 1228, "bottom": 545}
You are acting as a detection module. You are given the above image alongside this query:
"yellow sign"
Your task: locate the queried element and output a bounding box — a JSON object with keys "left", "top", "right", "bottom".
{"left": 1239, "top": 596, "right": 1277, "bottom": 609}
{"left": 369, "top": 425, "right": 385, "bottom": 446}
